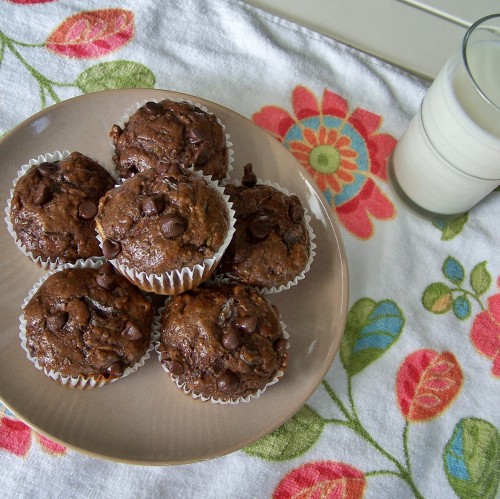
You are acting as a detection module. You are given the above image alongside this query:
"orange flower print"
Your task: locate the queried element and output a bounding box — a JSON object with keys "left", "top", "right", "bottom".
{"left": 253, "top": 86, "right": 397, "bottom": 239}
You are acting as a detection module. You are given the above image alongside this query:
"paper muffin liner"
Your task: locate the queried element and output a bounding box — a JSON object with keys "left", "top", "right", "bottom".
{"left": 218, "top": 177, "right": 316, "bottom": 294}
{"left": 110, "top": 97, "right": 234, "bottom": 182}
{"left": 4, "top": 150, "right": 110, "bottom": 271}
{"left": 96, "top": 171, "right": 236, "bottom": 295}
{"left": 19, "top": 259, "right": 154, "bottom": 389}
{"left": 152, "top": 307, "right": 289, "bottom": 404}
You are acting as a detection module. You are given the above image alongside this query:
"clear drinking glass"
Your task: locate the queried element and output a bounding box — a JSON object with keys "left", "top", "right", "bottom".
{"left": 390, "top": 14, "right": 500, "bottom": 219}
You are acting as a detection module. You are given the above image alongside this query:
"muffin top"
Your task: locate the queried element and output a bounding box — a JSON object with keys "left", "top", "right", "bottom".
{"left": 9, "top": 151, "right": 114, "bottom": 264}
{"left": 95, "top": 164, "right": 230, "bottom": 275}
{"left": 157, "top": 282, "right": 288, "bottom": 401}
{"left": 110, "top": 99, "right": 228, "bottom": 181}
{"left": 219, "top": 163, "right": 310, "bottom": 289}
{"left": 23, "top": 264, "right": 153, "bottom": 380}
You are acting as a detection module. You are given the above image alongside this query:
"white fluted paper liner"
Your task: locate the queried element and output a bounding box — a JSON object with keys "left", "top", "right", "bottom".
{"left": 218, "top": 178, "right": 316, "bottom": 294}
{"left": 4, "top": 150, "right": 110, "bottom": 271}
{"left": 19, "top": 259, "right": 154, "bottom": 389}
{"left": 152, "top": 310, "right": 289, "bottom": 405}
{"left": 111, "top": 97, "right": 234, "bottom": 182}
{"left": 97, "top": 171, "right": 236, "bottom": 295}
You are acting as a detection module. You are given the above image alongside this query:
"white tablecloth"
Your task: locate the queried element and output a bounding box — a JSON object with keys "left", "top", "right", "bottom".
{"left": 0, "top": 1, "right": 498, "bottom": 498}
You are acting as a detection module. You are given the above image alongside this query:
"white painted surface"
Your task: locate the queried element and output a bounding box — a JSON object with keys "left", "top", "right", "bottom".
{"left": 243, "top": 0, "right": 497, "bottom": 80}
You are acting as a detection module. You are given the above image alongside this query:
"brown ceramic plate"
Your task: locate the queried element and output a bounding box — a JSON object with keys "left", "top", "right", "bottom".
{"left": 0, "top": 89, "right": 348, "bottom": 465}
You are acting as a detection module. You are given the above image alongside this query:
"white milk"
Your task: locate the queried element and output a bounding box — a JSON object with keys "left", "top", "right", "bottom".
{"left": 392, "top": 40, "right": 500, "bottom": 216}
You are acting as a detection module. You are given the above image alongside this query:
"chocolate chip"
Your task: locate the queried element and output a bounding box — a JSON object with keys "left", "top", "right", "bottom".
{"left": 249, "top": 216, "right": 271, "bottom": 240}
{"left": 143, "top": 101, "right": 163, "bottom": 115}
{"left": 99, "top": 261, "right": 115, "bottom": 275}
{"left": 217, "top": 371, "right": 238, "bottom": 393}
{"left": 241, "top": 163, "right": 257, "bottom": 187}
{"left": 168, "top": 360, "right": 184, "bottom": 376}
{"left": 161, "top": 215, "right": 187, "bottom": 238}
{"left": 121, "top": 321, "right": 143, "bottom": 341}
{"left": 78, "top": 200, "right": 98, "bottom": 220}
{"left": 46, "top": 311, "right": 68, "bottom": 331}
{"left": 222, "top": 328, "right": 240, "bottom": 350}
{"left": 95, "top": 272, "right": 115, "bottom": 290}
{"left": 106, "top": 361, "right": 125, "bottom": 377}
{"left": 102, "top": 239, "right": 121, "bottom": 259}
{"left": 289, "top": 203, "right": 304, "bottom": 223}
{"left": 142, "top": 195, "right": 165, "bottom": 216}
{"left": 187, "top": 127, "right": 205, "bottom": 144}
{"left": 274, "top": 338, "right": 288, "bottom": 352}
{"left": 37, "top": 162, "right": 57, "bottom": 177}
{"left": 33, "top": 182, "right": 52, "bottom": 205}
{"left": 235, "top": 316, "right": 257, "bottom": 334}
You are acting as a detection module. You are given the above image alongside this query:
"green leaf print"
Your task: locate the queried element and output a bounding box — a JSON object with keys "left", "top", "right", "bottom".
{"left": 423, "top": 257, "right": 489, "bottom": 319}
{"left": 470, "top": 261, "right": 492, "bottom": 296}
{"left": 443, "top": 418, "right": 500, "bottom": 499}
{"left": 75, "top": 60, "right": 156, "bottom": 93}
{"left": 422, "top": 282, "right": 453, "bottom": 314}
{"left": 243, "top": 405, "right": 325, "bottom": 461}
{"left": 340, "top": 299, "right": 404, "bottom": 376}
{"left": 433, "top": 213, "right": 468, "bottom": 241}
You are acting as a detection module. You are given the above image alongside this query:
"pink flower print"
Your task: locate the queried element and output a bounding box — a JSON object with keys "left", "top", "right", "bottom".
{"left": 253, "top": 86, "right": 396, "bottom": 239}
{"left": 46, "top": 9, "right": 134, "bottom": 59}
{"left": 0, "top": 406, "right": 66, "bottom": 457}
{"left": 273, "top": 461, "right": 366, "bottom": 499}
{"left": 470, "top": 278, "right": 500, "bottom": 377}
{"left": 396, "top": 349, "right": 463, "bottom": 422}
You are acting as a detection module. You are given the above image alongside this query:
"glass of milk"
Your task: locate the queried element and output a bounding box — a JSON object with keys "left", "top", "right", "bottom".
{"left": 391, "top": 14, "right": 500, "bottom": 219}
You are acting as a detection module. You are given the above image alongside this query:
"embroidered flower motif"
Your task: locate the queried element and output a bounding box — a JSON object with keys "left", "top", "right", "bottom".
{"left": 273, "top": 461, "right": 366, "bottom": 499}
{"left": 470, "top": 277, "right": 500, "bottom": 377}
{"left": 253, "top": 86, "right": 397, "bottom": 239}
{"left": 0, "top": 404, "right": 66, "bottom": 457}
{"left": 396, "top": 349, "right": 463, "bottom": 422}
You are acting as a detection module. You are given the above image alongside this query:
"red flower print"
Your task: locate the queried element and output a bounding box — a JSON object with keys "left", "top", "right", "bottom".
{"left": 253, "top": 86, "right": 396, "bottom": 239}
{"left": 0, "top": 406, "right": 66, "bottom": 458}
{"left": 273, "top": 461, "right": 366, "bottom": 499}
{"left": 396, "top": 350, "right": 463, "bottom": 422}
{"left": 470, "top": 277, "right": 500, "bottom": 377}
{"left": 46, "top": 9, "right": 134, "bottom": 59}
{"left": 7, "top": 0, "right": 55, "bottom": 3}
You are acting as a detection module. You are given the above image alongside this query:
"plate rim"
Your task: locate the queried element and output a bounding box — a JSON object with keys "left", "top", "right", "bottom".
{"left": 0, "top": 88, "right": 349, "bottom": 465}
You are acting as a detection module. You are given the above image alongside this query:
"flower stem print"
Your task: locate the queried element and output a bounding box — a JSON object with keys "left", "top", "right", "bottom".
{"left": 423, "top": 257, "right": 499, "bottom": 376}
{"left": 422, "top": 257, "right": 491, "bottom": 319}
{"left": 0, "top": 8, "right": 155, "bottom": 110}
{"left": 246, "top": 299, "right": 469, "bottom": 498}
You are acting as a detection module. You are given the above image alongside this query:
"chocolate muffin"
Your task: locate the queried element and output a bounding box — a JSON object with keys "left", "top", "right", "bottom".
{"left": 8, "top": 151, "right": 114, "bottom": 266}
{"left": 156, "top": 282, "right": 288, "bottom": 402}
{"left": 110, "top": 99, "right": 229, "bottom": 181}
{"left": 21, "top": 263, "right": 154, "bottom": 387}
{"left": 219, "top": 164, "right": 312, "bottom": 290}
{"left": 95, "top": 164, "right": 234, "bottom": 294}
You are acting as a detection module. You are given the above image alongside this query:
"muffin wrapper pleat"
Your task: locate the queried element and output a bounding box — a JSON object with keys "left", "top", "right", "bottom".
{"left": 110, "top": 97, "right": 234, "bottom": 183}
{"left": 152, "top": 309, "right": 289, "bottom": 405}
{"left": 4, "top": 150, "right": 109, "bottom": 271}
{"left": 19, "top": 259, "right": 154, "bottom": 389}
{"left": 216, "top": 178, "right": 316, "bottom": 294}
{"left": 96, "top": 172, "right": 236, "bottom": 295}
